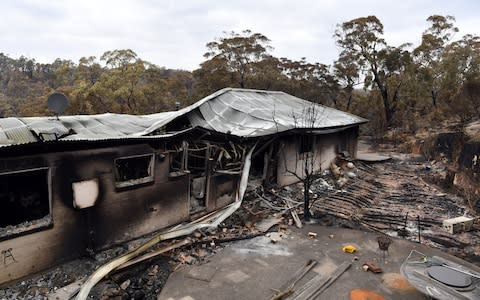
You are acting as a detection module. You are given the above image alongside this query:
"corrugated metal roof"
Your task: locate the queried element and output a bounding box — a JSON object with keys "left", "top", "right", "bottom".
{"left": 140, "top": 88, "right": 368, "bottom": 137}
{"left": 0, "top": 113, "right": 176, "bottom": 147}
{"left": 0, "top": 118, "right": 38, "bottom": 145}
{"left": 0, "top": 88, "right": 367, "bottom": 147}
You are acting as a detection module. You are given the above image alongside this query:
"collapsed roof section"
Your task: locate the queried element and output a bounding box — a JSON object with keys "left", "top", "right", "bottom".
{"left": 137, "top": 88, "right": 367, "bottom": 137}
{"left": 0, "top": 88, "right": 367, "bottom": 147}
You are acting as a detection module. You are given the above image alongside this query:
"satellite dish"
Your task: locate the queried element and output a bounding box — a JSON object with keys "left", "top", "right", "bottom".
{"left": 47, "top": 92, "right": 69, "bottom": 116}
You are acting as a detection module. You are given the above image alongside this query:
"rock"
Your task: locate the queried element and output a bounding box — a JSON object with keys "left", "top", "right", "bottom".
{"left": 91, "top": 281, "right": 128, "bottom": 300}
{"left": 331, "top": 162, "right": 341, "bottom": 178}
{"left": 317, "top": 178, "right": 334, "bottom": 190}
{"left": 193, "top": 231, "right": 202, "bottom": 238}
{"left": 322, "top": 169, "right": 331, "bottom": 176}
{"left": 120, "top": 279, "right": 130, "bottom": 290}
{"left": 347, "top": 172, "right": 357, "bottom": 178}
{"left": 182, "top": 255, "right": 195, "bottom": 264}
{"left": 337, "top": 177, "right": 348, "bottom": 188}
{"left": 196, "top": 249, "right": 209, "bottom": 258}
{"left": 148, "top": 265, "right": 159, "bottom": 276}
{"left": 267, "top": 232, "right": 283, "bottom": 243}
{"left": 347, "top": 162, "right": 355, "bottom": 169}
{"left": 25, "top": 286, "right": 49, "bottom": 297}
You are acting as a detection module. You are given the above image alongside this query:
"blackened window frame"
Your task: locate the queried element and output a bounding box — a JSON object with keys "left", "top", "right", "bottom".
{"left": 114, "top": 153, "right": 155, "bottom": 188}
{"left": 0, "top": 167, "right": 53, "bottom": 241}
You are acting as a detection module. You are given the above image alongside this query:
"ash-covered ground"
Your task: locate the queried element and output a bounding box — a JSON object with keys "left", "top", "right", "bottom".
{"left": 1, "top": 151, "right": 479, "bottom": 299}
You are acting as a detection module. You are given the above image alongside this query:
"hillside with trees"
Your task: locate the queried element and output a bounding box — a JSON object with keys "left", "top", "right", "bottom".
{"left": 0, "top": 15, "right": 479, "bottom": 138}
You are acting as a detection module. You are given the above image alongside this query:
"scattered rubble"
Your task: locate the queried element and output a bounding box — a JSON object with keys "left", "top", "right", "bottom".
{"left": 2, "top": 144, "right": 480, "bottom": 299}
{"left": 306, "top": 157, "right": 480, "bottom": 263}
{"left": 0, "top": 258, "right": 97, "bottom": 300}
{"left": 266, "top": 232, "right": 284, "bottom": 243}
{"left": 362, "top": 262, "right": 383, "bottom": 273}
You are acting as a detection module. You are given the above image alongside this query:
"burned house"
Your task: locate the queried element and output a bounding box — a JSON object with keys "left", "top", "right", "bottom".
{"left": 0, "top": 88, "right": 366, "bottom": 284}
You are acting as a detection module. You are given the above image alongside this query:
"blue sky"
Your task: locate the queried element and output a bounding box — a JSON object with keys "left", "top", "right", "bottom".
{"left": 1, "top": 0, "right": 479, "bottom": 70}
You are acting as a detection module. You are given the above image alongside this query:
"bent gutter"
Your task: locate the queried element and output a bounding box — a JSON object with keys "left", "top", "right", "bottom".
{"left": 75, "top": 143, "right": 256, "bottom": 300}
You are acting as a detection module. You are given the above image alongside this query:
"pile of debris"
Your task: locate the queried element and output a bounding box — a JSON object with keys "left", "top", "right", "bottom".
{"left": 243, "top": 152, "right": 480, "bottom": 263}
{"left": 2, "top": 154, "right": 480, "bottom": 299}
{"left": 0, "top": 183, "right": 283, "bottom": 300}
{"left": 305, "top": 156, "right": 480, "bottom": 262}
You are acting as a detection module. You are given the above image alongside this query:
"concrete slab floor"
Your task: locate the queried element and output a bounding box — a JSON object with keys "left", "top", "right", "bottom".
{"left": 158, "top": 224, "right": 480, "bottom": 300}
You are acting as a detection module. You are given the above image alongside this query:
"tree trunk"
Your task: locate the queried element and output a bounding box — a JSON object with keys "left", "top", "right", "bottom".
{"left": 372, "top": 70, "right": 393, "bottom": 127}
{"left": 304, "top": 177, "right": 310, "bottom": 221}
{"left": 240, "top": 72, "right": 245, "bottom": 88}
{"left": 346, "top": 93, "right": 352, "bottom": 111}
{"left": 381, "top": 89, "right": 393, "bottom": 127}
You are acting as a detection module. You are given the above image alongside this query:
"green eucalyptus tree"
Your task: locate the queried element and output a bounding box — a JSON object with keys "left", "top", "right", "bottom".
{"left": 334, "top": 16, "right": 411, "bottom": 126}
{"left": 203, "top": 30, "right": 272, "bottom": 88}
{"left": 414, "top": 15, "right": 458, "bottom": 107}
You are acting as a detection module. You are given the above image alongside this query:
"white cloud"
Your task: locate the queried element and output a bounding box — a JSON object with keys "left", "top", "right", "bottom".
{"left": 0, "top": 0, "right": 479, "bottom": 70}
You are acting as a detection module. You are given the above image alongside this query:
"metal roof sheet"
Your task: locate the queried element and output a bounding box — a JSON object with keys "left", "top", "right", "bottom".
{"left": 0, "top": 88, "right": 367, "bottom": 147}
{"left": 144, "top": 88, "right": 367, "bottom": 137}
{"left": 0, "top": 118, "right": 38, "bottom": 145}
{"left": 138, "top": 88, "right": 367, "bottom": 137}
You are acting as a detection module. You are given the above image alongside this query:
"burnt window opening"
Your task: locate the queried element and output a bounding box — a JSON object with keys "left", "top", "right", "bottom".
{"left": 169, "top": 152, "right": 184, "bottom": 172}
{"left": 168, "top": 142, "right": 188, "bottom": 173}
{"left": 299, "top": 135, "right": 314, "bottom": 154}
{"left": 0, "top": 168, "right": 50, "bottom": 229}
{"left": 114, "top": 154, "right": 154, "bottom": 188}
{"left": 188, "top": 144, "right": 210, "bottom": 211}
{"left": 188, "top": 147, "right": 209, "bottom": 175}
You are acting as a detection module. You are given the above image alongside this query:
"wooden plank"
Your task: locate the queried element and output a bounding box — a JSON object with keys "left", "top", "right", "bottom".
{"left": 270, "top": 260, "right": 317, "bottom": 300}
{"left": 308, "top": 261, "right": 352, "bottom": 299}
{"left": 291, "top": 261, "right": 351, "bottom": 300}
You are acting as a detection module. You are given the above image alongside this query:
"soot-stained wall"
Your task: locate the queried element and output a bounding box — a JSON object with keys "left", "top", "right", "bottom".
{"left": 0, "top": 143, "right": 190, "bottom": 285}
